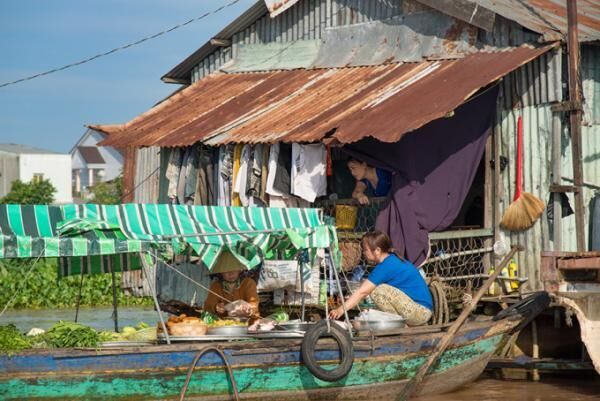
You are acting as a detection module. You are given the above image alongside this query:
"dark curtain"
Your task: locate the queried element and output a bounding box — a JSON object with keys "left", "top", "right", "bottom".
{"left": 343, "top": 86, "right": 498, "bottom": 265}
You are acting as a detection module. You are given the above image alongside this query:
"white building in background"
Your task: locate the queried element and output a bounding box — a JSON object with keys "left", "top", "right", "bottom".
{"left": 0, "top": 143, "right": 72, "bottom": 203}
{"left": 70, "top": 128, "right": 123, "bottom": 195}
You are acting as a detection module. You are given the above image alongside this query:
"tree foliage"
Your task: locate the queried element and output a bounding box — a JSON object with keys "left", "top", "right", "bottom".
{"left": 1, "top": 179, "right": 56, "bottom": 204}
{"left": 0, "top": 259, "right": 151, "bottom": 309}
{"left": 89, "top": 175, "right": 123, "bottom": 204}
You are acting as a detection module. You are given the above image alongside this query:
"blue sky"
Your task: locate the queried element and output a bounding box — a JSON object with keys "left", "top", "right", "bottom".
{"left": 0, "top": 0, "right": 256, "bottom": 152}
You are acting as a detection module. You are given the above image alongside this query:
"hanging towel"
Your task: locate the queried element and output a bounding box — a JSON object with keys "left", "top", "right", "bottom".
{"left": 291, "top": 143, "right": 327, "bottom": 203}
{"left": 234, "top": 144, "right": 251, "bottom": 206}
{"left": 231, "top": 144, "right": 243, "bottom": 206}
{"left": 217, "top": 145, "right": 233, "bottom": 206}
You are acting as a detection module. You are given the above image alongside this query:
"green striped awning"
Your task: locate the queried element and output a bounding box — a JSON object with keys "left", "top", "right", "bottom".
{"left": 0, "top": 204, "right": 337, "bottom": 276}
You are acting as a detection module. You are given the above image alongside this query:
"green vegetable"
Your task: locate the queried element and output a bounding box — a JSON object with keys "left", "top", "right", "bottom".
{"left": 201, "top": 311, "right": 217, "bottom": 325}
{"left": 135, "top": 322, "right": 149, "bottom": 330}
{"left": 268, "top": 310, "right": 289, "bottom": 323}
{"left": 44, "top": 321, "right": 99, "bottom": 348}
{"left": 0, "top": 324, "right": 31, "bottom": 355}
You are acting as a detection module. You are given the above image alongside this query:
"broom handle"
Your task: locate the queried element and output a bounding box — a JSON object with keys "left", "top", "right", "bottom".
{"left": 514, "top": 116, "right": 523, "bottom": 201}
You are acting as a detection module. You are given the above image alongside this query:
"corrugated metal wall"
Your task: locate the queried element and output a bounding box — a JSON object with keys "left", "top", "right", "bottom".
{"left": 133, "top": 146, "right": 161, "bottom": 203}
{"left": 190, "top": 0, "right": 533, "bottom": 83}
{"left": 0, "top": 153, "right": 19, "bottom": 198}
{"left": 582, "top": 44, "right": 600, "bottom": 125}
{"left": 192, "top": 0, "right": 412, "bottom": 82}
{"left": 496, "top": 46, "right": 600, "bottom": 290}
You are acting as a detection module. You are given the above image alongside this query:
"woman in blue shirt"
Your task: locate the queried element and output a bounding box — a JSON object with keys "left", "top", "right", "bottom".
{"left": 347, "top": 158, "right": 392, "bottom": 205}
{"left": 329, "top": 231, "right": 432, "bottom": 326}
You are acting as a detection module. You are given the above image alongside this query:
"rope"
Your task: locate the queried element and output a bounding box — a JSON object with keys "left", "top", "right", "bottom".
{"left": 179, "top": 346, "right": 240, "bottom": 401}
{"left": 429, "top": 279, "right": 449, "bottom": 325}
{"left": 0, "top": 254, "right": 43, "bottom": 319}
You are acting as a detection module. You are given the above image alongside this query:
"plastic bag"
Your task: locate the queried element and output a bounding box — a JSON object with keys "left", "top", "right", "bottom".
{"left": 224, "top": 300, "right": 253, "bottom": 317}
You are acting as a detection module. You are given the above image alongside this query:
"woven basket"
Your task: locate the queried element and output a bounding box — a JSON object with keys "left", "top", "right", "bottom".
{"left": 335, "top": 205, "right": 357, "bottom": 230}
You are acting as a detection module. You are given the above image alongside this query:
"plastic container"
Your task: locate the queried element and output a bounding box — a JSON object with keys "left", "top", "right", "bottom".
{"left": 335, "top": 205, "right": 357, "bottom": 230}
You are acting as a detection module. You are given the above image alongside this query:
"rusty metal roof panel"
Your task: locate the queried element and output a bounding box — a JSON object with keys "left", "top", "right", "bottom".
{"left": 477, "top": 0, "right": 600, "bottom": 42}
{"left": 98, "top": 44, "right": 556, "bottom": 148}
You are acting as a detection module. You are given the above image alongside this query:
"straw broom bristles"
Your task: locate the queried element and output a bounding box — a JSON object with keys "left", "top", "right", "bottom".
{"left": 501, "top": 192, "right": 545, "bottom": 231}
{"left": 500, "top": 116, "right": 545, "bottom": 232}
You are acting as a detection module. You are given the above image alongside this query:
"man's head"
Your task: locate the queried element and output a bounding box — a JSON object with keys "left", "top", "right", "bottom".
{"left": 221, "top": 270, "right": 242, "bottom": 283}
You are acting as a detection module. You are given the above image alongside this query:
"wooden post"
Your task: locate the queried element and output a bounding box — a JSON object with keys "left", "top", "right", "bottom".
{"left": 484, "top": 133, "right": 494, "bottom": 273}
{"left": 531, "top": 319, "right": 540, "bottom": 381}
{"left": 567, "top": 0, "right": 585, "bottom": 251}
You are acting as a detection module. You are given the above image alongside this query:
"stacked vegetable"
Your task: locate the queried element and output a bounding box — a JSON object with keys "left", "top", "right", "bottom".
{"left": 0, "top": 321, "right": 156, "bottom": 354}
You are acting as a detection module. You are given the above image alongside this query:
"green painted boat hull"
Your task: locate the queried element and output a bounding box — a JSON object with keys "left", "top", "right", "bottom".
{"left": 0, "top": 320, "right": 511, "bottom": 400}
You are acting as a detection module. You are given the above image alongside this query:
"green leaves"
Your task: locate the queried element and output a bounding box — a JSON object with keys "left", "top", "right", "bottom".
{"left": 0, "top": 324, "right": 31, "bottom": 355}
{"left": 0, "top": 259, "right": 152, "bottom": 308}
{"left": 0, "top": 179, "right": 56, "bottom": 204}
{"left": 44, "top": 321, "right": 99, "bottom": 348}
{"left": 88, "top": 175, "right": 123, "bottom": 204}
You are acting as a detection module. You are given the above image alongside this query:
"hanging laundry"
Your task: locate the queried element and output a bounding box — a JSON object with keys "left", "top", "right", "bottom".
{"left": 246, "top": 144, "right": 266, "bottom": 206}
{"left": 218, "top": 145, "right": 233, "bottom": 207}
{"left": 194, "top": 145, "right": 211, "bottom": 205}
{"left": 166, "top": 148, "right": 183, "bottom": 203}
{"left": 231, "top": 144, "right": 243, "bottom": 206}
{"left": 260, "top": 145, "right": 269, "bottom": 203}
{"left": 273, "top": 143, "right": 292, "bottom": 196}
{"left": 291, "top": 143, "right": 327, "bottom": 203}
{"left": 269, "top": 195, "right": 310, "bottom": 208}
{"left": 234, "top": 144, "right": 251, "bottom": 206}
{"left": 211, "top": 148, "right": 220, "bottom": 205}
{"left": 184, "top": 145, "right": 200, "bottom": 204}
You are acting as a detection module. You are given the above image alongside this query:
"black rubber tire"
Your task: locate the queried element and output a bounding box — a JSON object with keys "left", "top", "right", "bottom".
{"left": 493, "top": 291, "right": 551, "bottom": 333}
{"left": 301, "top": 320, "right": 354, "bottom": 382}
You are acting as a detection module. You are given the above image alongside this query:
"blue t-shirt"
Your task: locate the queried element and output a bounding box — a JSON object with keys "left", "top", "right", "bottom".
{"left": 367, "top": 254, "right": 433, "bottom": 310}
{"left": 361, "top": 168, "right": 392, "bottom": 197}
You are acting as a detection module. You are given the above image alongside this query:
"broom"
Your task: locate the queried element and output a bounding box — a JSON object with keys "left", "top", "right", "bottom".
{"left": 501, "top": 116, "right": 545, "bottom": 231}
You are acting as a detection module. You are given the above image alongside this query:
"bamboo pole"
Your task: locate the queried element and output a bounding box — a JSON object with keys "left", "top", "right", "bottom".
{"left": 396, "top": 246, "right": 520, "bottom": 400}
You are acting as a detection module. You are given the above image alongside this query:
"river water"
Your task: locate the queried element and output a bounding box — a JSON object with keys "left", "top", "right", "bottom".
{"left": 3, "top": 308, "right": 599, "bottom": 400}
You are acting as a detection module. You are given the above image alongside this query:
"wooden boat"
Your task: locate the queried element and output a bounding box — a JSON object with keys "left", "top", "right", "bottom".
{"left": 0, "top": 317, "right": 519, "bottom": 400}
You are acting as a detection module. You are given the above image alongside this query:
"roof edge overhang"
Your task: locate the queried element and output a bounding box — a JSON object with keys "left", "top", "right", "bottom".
{"left": 161, "top": 1, "right": 268, "bottom": 84}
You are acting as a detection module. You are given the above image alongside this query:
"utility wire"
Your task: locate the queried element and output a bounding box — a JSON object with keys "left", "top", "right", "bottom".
{"left": 0, "top": 0, "right": 241, "bottom": 89}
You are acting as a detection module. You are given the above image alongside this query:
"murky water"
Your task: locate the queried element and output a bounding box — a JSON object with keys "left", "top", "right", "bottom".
{"left": 417, "top": 377, "right": 600, "bottom": 401}
{"left": 2, "top": 306, "right": 160, "bottom": 331}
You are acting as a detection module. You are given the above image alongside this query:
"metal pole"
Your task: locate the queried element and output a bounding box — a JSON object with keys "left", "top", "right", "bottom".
{"left": 328, "top": 248, "right": 353, "bottom": 337}
{"left": 143, "top": 252, "right": 171, "bottom": 345}
{"left": 552, "top": 47, "right": 563, "bottom": 251}
{"left": 110, "top": 267, "right": 119, "bottom": 333}
{"left": 567, "top": 0, "right": 586, "bottom": 251}
{"left": 74, "top": 270, "right": 85, "bottom": 323}
{"left": 300, "top": 256, "right": 306, "bottom": 322}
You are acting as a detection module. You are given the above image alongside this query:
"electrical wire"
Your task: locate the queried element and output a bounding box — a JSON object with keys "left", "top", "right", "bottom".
{"left": 0, "top": 0, "right": 242, "bottom": 89}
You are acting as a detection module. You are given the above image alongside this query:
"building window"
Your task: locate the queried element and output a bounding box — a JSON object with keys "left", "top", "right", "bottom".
{"left": 32, "top": 173, "right": 44, "bottom": 183}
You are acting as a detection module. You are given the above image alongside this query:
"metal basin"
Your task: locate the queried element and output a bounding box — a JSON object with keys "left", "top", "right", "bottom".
{"left": 276, "top": 321, "right": 315, "bottom": 332}
{"left": 351, "top": 320, "right": 405, "bottom": 332}
{"left": 206, "top": 325, "right": 248, "bottom": 336}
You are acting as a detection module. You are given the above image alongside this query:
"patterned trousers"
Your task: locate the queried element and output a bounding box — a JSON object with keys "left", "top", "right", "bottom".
{"left": 371, "top": 284, "right": 432, "bottom": 326}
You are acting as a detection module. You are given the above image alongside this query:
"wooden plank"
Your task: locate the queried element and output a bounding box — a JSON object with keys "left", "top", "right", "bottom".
{"left": 557, "top": 257, "right": 600, "bottom": 269}
{"left": 415, "top": 0, "right": 496, "bottom": 31}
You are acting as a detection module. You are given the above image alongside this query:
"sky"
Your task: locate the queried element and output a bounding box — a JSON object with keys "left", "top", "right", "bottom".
{"left": 0, "top": 0, "right": 256, "bottom": 153}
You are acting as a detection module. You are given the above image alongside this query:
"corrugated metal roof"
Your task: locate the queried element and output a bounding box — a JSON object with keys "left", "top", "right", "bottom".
{"left": 97, "top": 45, "right": 555, "bottom": 148}
{"left": 477, "top": 0, "right": 600, "bottom": 42}
{"left": 161, "top": 1, "right": 268, "bottom": 84}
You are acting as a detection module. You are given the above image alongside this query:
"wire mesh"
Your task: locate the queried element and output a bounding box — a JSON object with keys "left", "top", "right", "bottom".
{"left": 316, "top": 197, "right": 493, "bottom": 303}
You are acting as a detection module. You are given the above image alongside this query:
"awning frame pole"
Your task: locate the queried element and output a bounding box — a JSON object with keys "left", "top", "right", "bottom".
{"left": 329, "top": 247, "right": 353, "bottom": 338}
{"left": 143, "top": 251, "right": 170, "bottom": 345}
{"left": 74, "top": 269, "right": 85, "bottom": 323}
{"left": 110, "top": 266, "right": 119, "bottom": 333}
